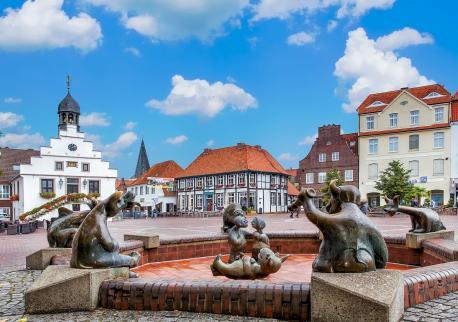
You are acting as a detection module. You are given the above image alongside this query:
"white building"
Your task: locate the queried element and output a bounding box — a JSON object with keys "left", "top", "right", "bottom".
{"left": 11, "top": 80, "right": 117, "bottom": 221}
{"left": 451, "top": 92, "right": 458, "bottom": 205}
{"left": 125, "top": 160, "right": 183, "bottom": 214}
{"left": 176, "top": 143, "right": 290, "bottom": 213}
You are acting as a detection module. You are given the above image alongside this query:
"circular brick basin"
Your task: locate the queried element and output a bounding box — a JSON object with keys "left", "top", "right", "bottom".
{"left": 132, "top": 254, "right": 414, "bottom": 283}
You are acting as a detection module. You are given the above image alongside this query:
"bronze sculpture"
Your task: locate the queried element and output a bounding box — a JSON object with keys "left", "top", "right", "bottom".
{"left": 47, "top": 200, "right": 97, "bottom": 248}
{"left": 251, "top": 217, "right": 270, "bottom": 261}
{"left": 70, "top": 191, "right": 140, "bottom": 272}
{"left": 211, "top": 206, "right": 288, "bottom": 279}
{"left": 288, "top": 180, "right": 388, "bottom": 273}
{"left": 211, "top": 248, "right": 288, "bottom": 279}
{"left": 384, "top": 196, "right": 446, "bottom": 233}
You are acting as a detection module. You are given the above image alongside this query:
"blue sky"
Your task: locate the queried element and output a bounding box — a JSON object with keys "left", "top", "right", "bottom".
{"left": 0, "top": 0, "right": 457, "bottom": 178}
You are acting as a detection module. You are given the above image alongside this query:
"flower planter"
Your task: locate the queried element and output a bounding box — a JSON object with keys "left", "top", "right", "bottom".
{"left": 40, "top": 192, "right": 56, "bottom": 199}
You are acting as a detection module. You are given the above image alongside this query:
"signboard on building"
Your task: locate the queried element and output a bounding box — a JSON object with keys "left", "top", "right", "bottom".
{"left": 147, "top": 177, "right": 174, "bottom": 188}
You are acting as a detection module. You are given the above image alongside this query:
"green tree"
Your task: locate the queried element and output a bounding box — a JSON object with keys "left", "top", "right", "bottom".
{"left": 321, "top": 168, "right": 344, "bottom": 205}
{"left": 403, "top": 185, "right": 428, "bottom": 205}
{"left": 375, "top": 160, "right": 412, "bottom": 202}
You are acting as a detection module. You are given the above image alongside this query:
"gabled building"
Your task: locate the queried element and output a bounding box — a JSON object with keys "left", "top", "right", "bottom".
{"left": 176, "top": 143, "right": 290, "bottom": 213}
{"left": 357, "top": 84, "right": 453, "bottom": 207}
{"left": 11, "top": 78, "right": 117, "bottom": 221}
{"left": 450, "top": 92, "right": 458, "bottom": 205}
{"left": 126, "top": 160, "right": 183, "bottom": 214}
{"left": 0, "top": 148, "right": 40, "bottom": 221}
{"left": 298, "top": 124, "right": 358, "bottom": 208}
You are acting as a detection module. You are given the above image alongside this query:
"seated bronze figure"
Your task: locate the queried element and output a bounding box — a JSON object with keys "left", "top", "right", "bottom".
{"left": 288, "top": 180, "right": 388, "bottom": 273}
{"left": 70, "top": 191, "right": 140, "bottom": 271}
{"left": 384, "top": 196, "right": 446, "bottom": 233}
{"left": 225, "top": 204, "right": 249, "bottom": 263}
{"left": 222, "top": 203, "right": 245, "bottom": 233}
{"left": 251, "top": 217, "right": 270, "bottom": 261}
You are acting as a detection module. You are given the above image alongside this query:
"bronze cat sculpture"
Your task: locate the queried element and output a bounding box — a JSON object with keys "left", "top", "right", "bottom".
{"left": 384, "top": 196, "right": 446, "bottom": 233}
{"left": 70, "top": 191, "right": 140, "bottom": 271}
{"left": 211, "top": 248, "right": 288, "bottom": 279}
{"left": 288, "top": 180, "right": 388, "bottom": 273}
{"left": 251, "top": 217, "right": 270, "bottom": 261}
{"left": 47, "top": 199, "right": 97, "bottom": 248}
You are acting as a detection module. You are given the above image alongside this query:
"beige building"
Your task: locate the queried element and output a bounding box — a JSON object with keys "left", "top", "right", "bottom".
{"left": 357, "top": 84, "right": 453, "bottom": 207}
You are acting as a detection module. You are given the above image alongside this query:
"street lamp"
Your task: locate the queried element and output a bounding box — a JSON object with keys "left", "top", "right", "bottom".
{"left": 58, "top": 178, "right": 64, "bottom": 189}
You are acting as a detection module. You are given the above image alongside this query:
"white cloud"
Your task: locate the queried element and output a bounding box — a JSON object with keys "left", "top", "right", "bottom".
{"left": 206, "top": 139, "right": 215, "bottom": 147}
{"left": 0, "top": 0, "right": 102, "bottom": 52}
{"left": 0, "top": 133, "right": 45, "bottom": 149}
{"left": 124, "top": 47, "right": 141, "bottom": 57}
{"left": 287, "top": 31, "right": 315, "bottom": 46}
{"left": 252, "top": 0, "right": 395, "bottom": 21}
{"left": 334, "top": 27, "right": 433, "bottom": 113}
{"left": 298, "top": 133, "right": 317, "bottom": 145}
{"left": 87, "top": 132, "right": 138, "bottom": 158}
{"left": 165, "top": 135, "right": 188, "bottom": 145}
{"left": 124, "top": 121, "right": 137, "bottom": 130}
{"left": 278, "top": 152, "right": 298, "bottom": 162}
{"left": 146, "top": 75, "right": 257, "bottom": 118}
{"left": 83, "top": 0, "right": 250, "bottom": 41}
{"left": 248, "top": 36, "right": 259, "bottom": 48}
{"left": 79, "top": 112, "right": 110, "bottom": 127}
{"left": 4, "top": 97, "right": 22, "bottom": 104}
{"left": 375, "top": 27, "right": 434, "bottom": 51}
{"left": 226, "top": 76, "right": 236, "bottom": 83}
{"left": 0, "top": 112, "right": 23, "bottom": 128}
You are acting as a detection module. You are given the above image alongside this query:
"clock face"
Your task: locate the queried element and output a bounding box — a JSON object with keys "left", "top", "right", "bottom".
{"left": 68, "top": 144, "right": 77, "bottom": 151}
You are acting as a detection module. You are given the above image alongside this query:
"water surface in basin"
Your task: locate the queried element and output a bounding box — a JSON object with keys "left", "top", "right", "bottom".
{"left": 132, "top": 254, "right": 414, "bottom": 283}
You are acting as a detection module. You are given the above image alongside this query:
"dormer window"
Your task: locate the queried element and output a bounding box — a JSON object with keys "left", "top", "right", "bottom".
{"left": 423, "top": 92, "right": 443, "bottom": 99}
{"left": 368, "top": 101, "right": 385, "bottom": 107}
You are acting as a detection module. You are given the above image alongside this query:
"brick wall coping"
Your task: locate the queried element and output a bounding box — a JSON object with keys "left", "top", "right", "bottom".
{"left": 422, "top": 239, "right": 458, "bottom": 261}
{"left": 119, "top": 240, "right": 144, "bottom": 252}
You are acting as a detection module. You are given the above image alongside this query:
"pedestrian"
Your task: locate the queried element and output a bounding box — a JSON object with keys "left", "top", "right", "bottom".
{"left": 410, "top": 197, "right": 418, "bottom": 208}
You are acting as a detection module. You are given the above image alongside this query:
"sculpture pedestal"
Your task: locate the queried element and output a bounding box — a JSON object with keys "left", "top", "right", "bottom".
{"left": 311, "top": 270, "right": 404, "bottom": 322}
{"left": 26, "top": 247, "right": 72, "bottom": 270}
{"left": 124, "top": 233, "right": 159, "bottom": 249}
{"left": 406, "top": 230, "right": 455, "bottom": 249}
{"left": 25, "top": 265, "right": 129, "bottom": 314}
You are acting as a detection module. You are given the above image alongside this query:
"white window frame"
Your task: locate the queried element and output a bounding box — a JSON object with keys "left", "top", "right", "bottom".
{"left": 238, "top": 173, "right": 246, "bottom": 185}
{"left": 196, "top": 194, "right": 203, "bottom": 208}
{"left": 228, "top": 174, "right": 235, "bottom": 185}
{"left": 196, "top": 177, "right": 203, "bottom": 188}
{"left": 249, "top": 173, "right": 255, "bottom": 184}
{"left": 331, "top": 152, "right": 340, "bottom": 161}
{"left": 270, "top": 192, "right": 276, "bottom": 206}
{"left": 433, "top": 159, "right": 444, "bottom": 176}
{"left": 318, "top": 172, "right": 326, "bottom": 184}
{"left": 228, "top": 192, "right": 235, "bottom": 204}
{"left": 0, "top": 207, "right": 9, "bottom": 218}
{"left": 366, "top": 116, "right": 375, "bottom": 130}
{"left": 389, "top": 113, "right": 398, "bottom": 128}
{"left": 369, "top": 139, "right": 378, "bottom": 154}
{"left": 410, "top": 110, "right": 419, "bottom": 125}
{"left": 409, "top": 160, "right": 419, "bottom": 177}
{"left": 0, "top": 185, "right": 10, "bottom": 199}
{"left": 409, "top": 134, "right": 419, "bottom": 151}
{"left": 368, "top": 163, "right": 378, "bottom": 180}
{"left": 318, "top": 153, "right": 326, "bottom": 162}
{"left": 216, "top": 193, "right": 224, "bottom": 207}
{"left": 217, "top": 175, "right": 224, "bottom": 185}
{"left": 388, "top": 137, "right": 398, "bottom": 153}
{"left": 206, "top": 176, "right": 213, "bottom": 187}
{"left": 344, "top": 170, "right": 353, "bottom": 182}
{"left": 55, "top": 161, "right": 64, "bottom": 171}
{"left": 434, "top": 107, "right": 444, "bottom": 123}
{"left": 434, "top": 132, "right": 444, "bottom": 149}
{"left": 305, "top": 173, "right": 314, "bottom": 184}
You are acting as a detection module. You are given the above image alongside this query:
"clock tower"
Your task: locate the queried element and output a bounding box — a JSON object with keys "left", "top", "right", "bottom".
{"left": 58, "top": 75, "right": 80, "bottom": 132}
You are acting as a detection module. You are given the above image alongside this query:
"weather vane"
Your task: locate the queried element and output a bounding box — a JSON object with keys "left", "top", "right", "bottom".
{"left": 66, "top": 75, "right": 71, "bottom": 93}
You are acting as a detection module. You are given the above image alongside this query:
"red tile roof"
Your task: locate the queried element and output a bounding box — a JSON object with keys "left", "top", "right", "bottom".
{"left": 285, "top": 168, "right": 299, "bottom": 177}
{"left": 131, "top": 160, "right": 183, "bottom": 185}
{"left": 0, "top": 148, "right": 40, "bottom": 183}
{"left": 357, "top": 84, "right": 451, "bottom": 115}
{"left": 452, "top": 91, "right": 458, "bottom": 122}
{"left": 288, "top": 181, "right": 299, "bottom": 196}
{"left": 162, "top": 188, "right": 176, "bottom": 197}
{"left": 178, "top": 143, "right": 288, "bottom": 178}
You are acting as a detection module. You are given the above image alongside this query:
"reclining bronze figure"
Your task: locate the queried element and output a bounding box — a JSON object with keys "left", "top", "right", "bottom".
{"left": 384, "top": 196, "right": 446, "bottom": 233}
{"left": 288, "top": 180, "right": 388, "bottom": 273}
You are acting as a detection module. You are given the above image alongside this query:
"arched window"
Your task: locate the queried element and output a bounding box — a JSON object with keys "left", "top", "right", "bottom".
{"left": 68, "top": 113, "right": 74, "bottom": 124}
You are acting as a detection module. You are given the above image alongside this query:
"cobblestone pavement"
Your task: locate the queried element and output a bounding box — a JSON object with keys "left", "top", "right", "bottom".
{"left": 2, "top": 213, "right": 458, "bottom": 270}
{"left": 402, "top": 292, "right": 458, "bottom": 322}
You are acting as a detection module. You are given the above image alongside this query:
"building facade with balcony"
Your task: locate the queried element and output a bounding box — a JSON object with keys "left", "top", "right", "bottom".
{"left": 125, "top": 160, "right": 183, "bottom": 214}
{"left": 358, "top": 84, "right": 453, "bottom": 207}
{"left": 298, "top": 124, "right": 359, "bottom": 208}
{"left": 0, "top": 148, "right": 40, "bottom": 222}
{"left": 10, "top": 81, "right": 117, "bottom": 221}
{"left": 176, "top": 143, "right": 290, "bottom": 213}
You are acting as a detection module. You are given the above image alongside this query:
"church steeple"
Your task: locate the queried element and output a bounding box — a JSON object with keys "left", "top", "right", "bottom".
{"left": 133, "top": 138, "right": 150, "bottom": 178}
{"left": 58, "top": 75, "right": 81, "bottom": 132}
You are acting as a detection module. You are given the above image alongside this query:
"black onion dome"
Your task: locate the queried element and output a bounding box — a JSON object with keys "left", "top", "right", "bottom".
{"left": 58, "top": 92, "right": 80, "bottom": 113}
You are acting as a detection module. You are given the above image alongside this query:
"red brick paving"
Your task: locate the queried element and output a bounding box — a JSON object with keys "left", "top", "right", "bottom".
{"left": 1, "top": 213, "right": 457, "bottom": 270}
{"left": 132, "top": 254, "right": 414, "bottom": 284}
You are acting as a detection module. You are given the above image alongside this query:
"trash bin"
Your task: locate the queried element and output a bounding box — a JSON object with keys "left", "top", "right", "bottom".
{"left": 7, "top": 224, "right": 18, "bottom": 235}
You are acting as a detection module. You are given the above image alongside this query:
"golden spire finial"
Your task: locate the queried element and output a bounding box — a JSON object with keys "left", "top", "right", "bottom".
{"left": 66, "top": 75, "right": 71, "bottom": 93}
